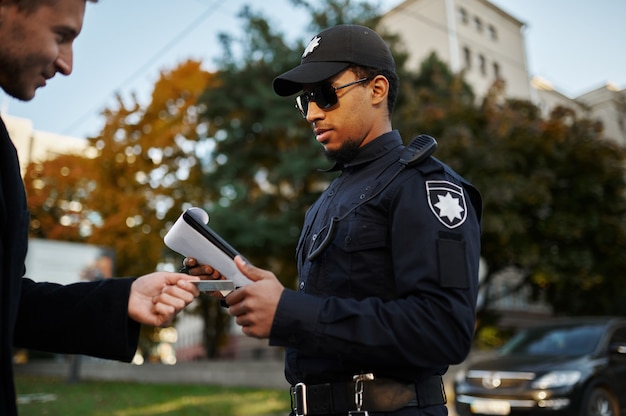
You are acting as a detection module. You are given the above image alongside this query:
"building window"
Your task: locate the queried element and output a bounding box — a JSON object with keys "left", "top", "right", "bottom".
{"left": 488, "top": 24, "right": 498, "bottom": 40}
{"left": 463, "top": 47, "right": 472, "bottom": 68}
{"left": 493, "top": 62, "right": 501, "bottom": 79}
{"left": 474, "top": 16, "right": 483, "bottom": 33}
{"left": 458, "top": 7, "right": 468, "bottom": 24}
{"left": 478, "top": 54, "right": 486, "bottom": 76}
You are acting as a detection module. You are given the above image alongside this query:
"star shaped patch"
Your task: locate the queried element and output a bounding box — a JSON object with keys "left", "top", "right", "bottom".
{"left": 426, "top": 180, "right": 467, "bottom": 228}
{"left": 302, "top": 36, "right": 321, "bottom": 58}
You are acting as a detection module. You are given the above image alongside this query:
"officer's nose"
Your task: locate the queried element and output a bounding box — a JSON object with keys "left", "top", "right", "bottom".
{"left": 306, "top": 101, "right": 326, "bottom": 122}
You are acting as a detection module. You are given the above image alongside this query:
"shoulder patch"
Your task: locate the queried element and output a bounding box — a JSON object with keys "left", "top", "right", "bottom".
{"left": 426, "top": 180, "right": 467, "bottom": 229}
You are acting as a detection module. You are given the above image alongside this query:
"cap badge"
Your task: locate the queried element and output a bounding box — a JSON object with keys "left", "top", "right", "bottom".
{"left": 302, "top": 36, "right": 321, "bottom": 58}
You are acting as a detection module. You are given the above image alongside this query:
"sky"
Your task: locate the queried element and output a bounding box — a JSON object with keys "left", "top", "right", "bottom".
{"left": 2, "top": 0, "right": 625, "bottom": 139}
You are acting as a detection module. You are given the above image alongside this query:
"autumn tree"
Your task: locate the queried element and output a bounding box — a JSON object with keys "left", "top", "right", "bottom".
{"left": 26, "top": 152, "right": 99, "bottom": 242}
{"left": 85, "top": 60, "right": 215, "bottom": 275}
{"left": 25, "top": 60, "right": 224, "bottom": 358}
{"left": 27, "top": 60, "right": 214, "bottom": 275}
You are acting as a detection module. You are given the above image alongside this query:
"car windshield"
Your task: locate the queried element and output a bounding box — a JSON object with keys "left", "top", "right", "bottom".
{"left": 500, "top": 323, "right": 605, "bottom": 357}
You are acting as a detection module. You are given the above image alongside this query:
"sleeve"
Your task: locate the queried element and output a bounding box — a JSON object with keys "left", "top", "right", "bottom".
{"left": 14, "top": 277, "right": 141, "bottom": 362}
{"left": 269, "top": 170, "right": 482, "bottom": 370}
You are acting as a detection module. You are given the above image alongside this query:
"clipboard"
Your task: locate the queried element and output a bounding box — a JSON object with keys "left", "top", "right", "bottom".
{"left": 182, "top": 209, "right": 239, "bottom": 259}
{"left": 164, "top": 207, "right": 252, "bottom": 288}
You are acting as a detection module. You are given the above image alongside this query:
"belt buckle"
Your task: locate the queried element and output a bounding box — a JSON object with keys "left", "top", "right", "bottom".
{"left": 291, "top": 382, "right": 307, "bottom": 416}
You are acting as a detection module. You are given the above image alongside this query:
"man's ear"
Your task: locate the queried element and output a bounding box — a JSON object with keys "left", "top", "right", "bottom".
{"left": 371, "top": 75, "right": 389, "bottom": 106}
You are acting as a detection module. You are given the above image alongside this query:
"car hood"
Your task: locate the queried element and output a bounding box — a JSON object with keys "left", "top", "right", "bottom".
{"left": 466, "top": 354, "right": 589, "bottom": 373}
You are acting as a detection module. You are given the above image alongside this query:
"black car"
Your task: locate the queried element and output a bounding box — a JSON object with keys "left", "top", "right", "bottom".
{"left": 454, "top": 316, "right": 626, "bottom": 416}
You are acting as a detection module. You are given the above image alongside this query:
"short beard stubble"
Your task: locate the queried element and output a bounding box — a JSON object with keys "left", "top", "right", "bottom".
{"left": 323, "top": 136, "right": 363, "bottom": 166}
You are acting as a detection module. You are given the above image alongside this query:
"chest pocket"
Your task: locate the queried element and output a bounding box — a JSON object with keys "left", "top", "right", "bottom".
{"left": 337, "top": 218, "right": 388, "bottom": 252}
{"left": 330, "top": 218, "right": 392, "bottom": 298}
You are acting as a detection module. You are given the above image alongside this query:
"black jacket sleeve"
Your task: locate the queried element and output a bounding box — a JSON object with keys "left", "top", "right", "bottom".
{"left": 14, "top": 277, "right": 140, "bottom": 362}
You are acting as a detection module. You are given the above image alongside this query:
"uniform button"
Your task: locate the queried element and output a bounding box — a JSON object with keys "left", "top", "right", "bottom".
{"left": 299, "top": 281, "right": 305, "bottom": 290}
{"left": 359, "top": 194, "right": 366, "bottom": 199}
{"left": 344, "top": 236, "right": 351, "bottom": 244}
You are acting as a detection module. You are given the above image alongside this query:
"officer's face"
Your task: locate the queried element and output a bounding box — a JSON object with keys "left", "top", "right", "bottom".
{"left": 0, "top": 0, "right": 86, "bottom": 101}
{"left": 302, "top": 69, "right": 383, "bottom": 160}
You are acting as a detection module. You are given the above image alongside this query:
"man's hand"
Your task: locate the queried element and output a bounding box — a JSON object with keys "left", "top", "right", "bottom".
{"left": 128, "top": 272, "right": 200, "bottom": 327}
{"left": 225, "top": 256, "right": 284, "bottom": 338}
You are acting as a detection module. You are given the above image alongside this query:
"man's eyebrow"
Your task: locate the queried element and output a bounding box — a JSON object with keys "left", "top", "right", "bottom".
{"left": 54, "top": 25, "right": 80, "bottom": 40}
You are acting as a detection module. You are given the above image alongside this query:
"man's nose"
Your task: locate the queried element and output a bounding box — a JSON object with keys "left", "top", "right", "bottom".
{"left": 55, "top": 47, "right": 73, "bottom": 76}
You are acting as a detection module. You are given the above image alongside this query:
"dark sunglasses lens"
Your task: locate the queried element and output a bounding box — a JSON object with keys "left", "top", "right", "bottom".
{"left": 296, "top": 95, "right": 308, "bottom": 116}
{"left": 296, "top": 84, "right": 339, "bottom": 117}
{"left": 316, "top": 84, "right": 337, "bottom": 109}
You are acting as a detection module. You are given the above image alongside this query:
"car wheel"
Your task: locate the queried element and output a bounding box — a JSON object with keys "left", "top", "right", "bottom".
{"left": 580, "top": 387, "right": 619, "bottom": 416}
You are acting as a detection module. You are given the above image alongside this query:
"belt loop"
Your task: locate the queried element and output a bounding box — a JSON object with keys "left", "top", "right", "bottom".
{"left": 415, "top": 375, "right": 446, "bottom": 407}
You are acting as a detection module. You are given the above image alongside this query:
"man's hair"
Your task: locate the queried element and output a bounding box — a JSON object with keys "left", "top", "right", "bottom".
{"left": 351, "top": 65, "right": 399, "bottom": 117}
{"left": 7, "top": 0, "right": 98, "bottom": 13}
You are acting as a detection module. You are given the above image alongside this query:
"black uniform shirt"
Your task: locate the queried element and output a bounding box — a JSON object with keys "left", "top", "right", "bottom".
{"left": 269, "top": 130, "right": 482, "bottom": 386}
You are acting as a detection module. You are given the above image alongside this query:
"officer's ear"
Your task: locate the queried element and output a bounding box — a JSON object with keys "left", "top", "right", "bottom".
{"left": 370, "top": 75, "right": 389, "bottom": 110}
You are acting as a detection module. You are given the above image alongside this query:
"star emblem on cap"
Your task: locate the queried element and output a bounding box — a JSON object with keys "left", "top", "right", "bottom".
{"left": 302, "top": 36, "right": 321, "bottom": 58}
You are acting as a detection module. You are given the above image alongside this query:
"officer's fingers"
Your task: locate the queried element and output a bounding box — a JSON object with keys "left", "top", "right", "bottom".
{"left": 183, "top": 257, "right": 198, "bottom": 267}
{"left": 225, "top": 287, "right": 246, "bottom": 308}
{"left": 234, "top": 256, "right": 275, "bottom": 282}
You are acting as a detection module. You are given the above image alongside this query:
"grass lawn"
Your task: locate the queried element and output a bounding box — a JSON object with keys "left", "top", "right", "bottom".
{"left": 15, "top": 374, "right": 291, "bottom": 416}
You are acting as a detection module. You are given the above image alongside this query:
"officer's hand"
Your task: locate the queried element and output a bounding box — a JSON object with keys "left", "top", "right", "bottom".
{"left": 225, "top": 256, "right": 284, "bottom": 338}
{"left": 181, "top": 257, "right": 226, "bottom": 298}
{"left": 182, "top": 257, "right": 223, "bottom": 280}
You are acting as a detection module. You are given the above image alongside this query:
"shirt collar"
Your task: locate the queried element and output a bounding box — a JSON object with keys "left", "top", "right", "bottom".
{"left": 323, "top": 130, "right": 403, "bottom": 172}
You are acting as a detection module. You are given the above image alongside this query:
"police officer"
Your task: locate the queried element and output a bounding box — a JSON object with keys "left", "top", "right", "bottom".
{"left": 191, "top": 24, "right": 482, "bottom": 416}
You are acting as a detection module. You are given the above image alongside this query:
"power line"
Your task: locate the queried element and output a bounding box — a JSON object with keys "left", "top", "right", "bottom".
{"left": 61, "top": 0, "right": 223, "bottom": 136}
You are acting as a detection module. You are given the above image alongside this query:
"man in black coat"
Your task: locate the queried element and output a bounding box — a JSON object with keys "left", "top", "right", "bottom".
{"left": 0, "top": 1, "right": 205, "bottom": 414}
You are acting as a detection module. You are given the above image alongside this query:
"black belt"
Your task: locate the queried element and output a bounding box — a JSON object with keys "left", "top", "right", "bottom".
{"left": 290, "top": 375, "right": 446, "bottom": 415}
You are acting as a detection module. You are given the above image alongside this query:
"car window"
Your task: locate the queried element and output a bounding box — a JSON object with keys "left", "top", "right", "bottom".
{"left": 610, "top": 327, "right": 626, "bottom": 344}
{"left": 501, "top": 324, "right": 604, "bottom": 356}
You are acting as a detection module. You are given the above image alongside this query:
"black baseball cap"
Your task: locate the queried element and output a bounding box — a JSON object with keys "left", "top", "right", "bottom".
{"left": 273, "top": 24, "right": 395, "bottom": 97}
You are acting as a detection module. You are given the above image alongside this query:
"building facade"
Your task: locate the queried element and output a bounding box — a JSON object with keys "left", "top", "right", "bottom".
{"left": 2, "top": 113, "right": 89, "bottom": 176}
{"left": 380, "top": 0, "right": 626, "bottom": 145}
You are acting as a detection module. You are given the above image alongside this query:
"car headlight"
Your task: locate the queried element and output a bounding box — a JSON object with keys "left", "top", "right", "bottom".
{"left": 531, "top": 371, "right": 581, "bottom": 389}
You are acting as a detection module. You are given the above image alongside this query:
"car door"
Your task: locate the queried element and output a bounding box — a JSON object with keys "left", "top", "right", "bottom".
{"left": 605, "top": 325, "right": 626, "bottom": 408}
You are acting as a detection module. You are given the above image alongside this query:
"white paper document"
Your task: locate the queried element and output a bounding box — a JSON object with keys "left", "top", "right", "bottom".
{"left": 164, "top": 207, "right": 253, "bottom": 289}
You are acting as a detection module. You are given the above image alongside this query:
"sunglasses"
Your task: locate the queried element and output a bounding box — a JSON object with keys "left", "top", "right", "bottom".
{"left": 295, "top": 77, "right": 371, "bottom": 118}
